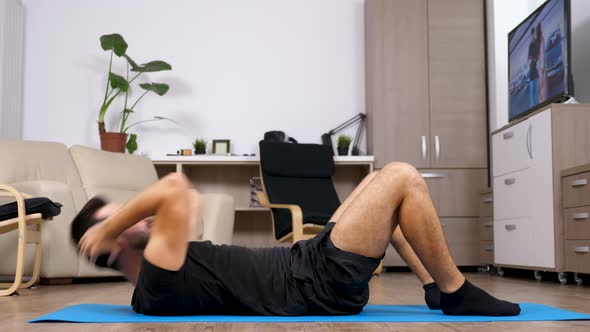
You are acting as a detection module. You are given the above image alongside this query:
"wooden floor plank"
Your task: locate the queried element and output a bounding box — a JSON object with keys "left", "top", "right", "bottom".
{"left": 1, "top": 272, "right": 589, "bottom": 331}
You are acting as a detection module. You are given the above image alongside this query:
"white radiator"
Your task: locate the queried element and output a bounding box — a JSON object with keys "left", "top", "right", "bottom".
{"left": 0, "top": 0, "right": 24, "bottom": 139}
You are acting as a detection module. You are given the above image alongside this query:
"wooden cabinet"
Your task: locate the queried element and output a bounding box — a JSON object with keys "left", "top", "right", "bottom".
{"left": 365, "top": 0, "right": 429, "bottom": 168}
{"left": 366, "top": 0, "right": 486, "bottom": 169}
{"left": 366, "top": 0, "right": 487, "bottom": 267}
{"left": 561, "top": 165, "right": 590, "bottom": 277}
{"left": 492, "top": 104, "right": 590, "bottom": 272}
{"left": 479, "top": 190, "right": 494, "bottom": 265}
{"left": 428, "top": 0, "right": 487, "bottom": 169}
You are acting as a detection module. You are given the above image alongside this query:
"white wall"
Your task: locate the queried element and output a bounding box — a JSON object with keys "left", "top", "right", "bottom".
{"left": 22, "top": 0, "right": 365, "bottom": 157}
{"left": 0, "top": 0, "right": 25, "bottom": 139}
{"left": 487, "top": 0, "right": 590, "bottom": 131}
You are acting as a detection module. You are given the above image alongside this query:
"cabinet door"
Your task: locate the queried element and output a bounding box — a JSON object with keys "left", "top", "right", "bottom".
{"left": 423, "top": 169, "right": 488, "bottom": 217}
{"left": 428, "top": 0, "right": 487, "bottom": 168}
{"left": 366, "top": 0, "right": 430, "bottom": 169}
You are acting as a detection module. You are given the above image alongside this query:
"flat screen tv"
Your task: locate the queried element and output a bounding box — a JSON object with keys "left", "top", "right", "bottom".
{"left": 508, "top": 0, "right": 573, "bottom": 122}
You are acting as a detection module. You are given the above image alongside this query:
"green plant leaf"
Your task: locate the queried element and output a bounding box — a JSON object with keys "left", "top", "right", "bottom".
{"left": 109, "top": 72, "right": 129, "bottom": 92}
{"left": 123, "top": 108, "right": 134, "bottom": 115}
{"left": 126, "top": 133, "right": 138, "bottom": 154}
{"left": 131, "top": 60, "right": 172, "bottom": 72}
{"left": 123, "top": 54, "right": 140, "bottom": 71}
{"left": 100, "top": 34, "right": 128, "bottom": 57}
{"left": 139, "top": 83, "right": 170, "bottom": 96}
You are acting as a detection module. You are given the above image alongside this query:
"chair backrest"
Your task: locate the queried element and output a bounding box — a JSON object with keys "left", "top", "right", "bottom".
{"left": 259, "top": 141, "right": 341, "bottom": 240}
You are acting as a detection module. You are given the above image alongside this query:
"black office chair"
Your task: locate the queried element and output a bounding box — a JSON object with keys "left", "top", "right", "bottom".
{"left": 257, "top": 141, "right": 341, "bottom": 243}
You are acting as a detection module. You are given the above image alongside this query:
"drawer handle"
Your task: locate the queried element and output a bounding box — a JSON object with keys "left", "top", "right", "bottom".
{"left": 504, "top": 178, "right": 516, "bottom": 185}
{"left": 421, "top": 172, "right": 446, "bottom": 179}
{"left": 574, "top": 246, "right": 590, "bottom": 253}
{"left": 484, "top": 222, "right": 493, "bottom": 228}
{"left": 503, "top": 132, "right": 514, "bottom": 139}
{"left": 573, "top": 213, "right": 590, "bottom": 220}
{"left": 571, "top": 179, "right": 588, "bottom": 187}
{"left": 485, "top": 247, "right": 494, "bottom": 252}
{"left": 505, "top": 224, "right": 517, "bottom": 231}
{"left": 482, "top": 197, "right": 493, "bottom": 204}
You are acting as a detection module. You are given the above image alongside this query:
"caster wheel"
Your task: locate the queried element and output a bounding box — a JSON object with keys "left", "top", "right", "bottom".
{"left": 558, "top": 272, "right": 568, "bottom": 285}
{"left": 497, "top": 267, "right": 504, "bottom": 277}
{"left": 574, "top": 273, "right": 583, "bottom": 286}
{"left": 534, "top": 270, "right": 542, "bottom": 281}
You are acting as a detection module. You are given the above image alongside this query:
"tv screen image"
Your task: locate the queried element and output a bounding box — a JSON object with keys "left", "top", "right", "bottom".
{"left": 508, "top": 0, "right": 571, "bottom": 121}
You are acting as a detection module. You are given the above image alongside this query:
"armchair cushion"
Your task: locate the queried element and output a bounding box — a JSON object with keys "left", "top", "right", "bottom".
{"left": 0, "top": 197, "right": 62, "bottom": 221}
{"left": 260, "top": 142, "right": 335, "bottom": 178}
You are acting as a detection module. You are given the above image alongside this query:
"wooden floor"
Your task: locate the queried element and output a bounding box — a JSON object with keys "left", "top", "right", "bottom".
{"left": 1, "top": 272, "right": 590, "bottom": 331}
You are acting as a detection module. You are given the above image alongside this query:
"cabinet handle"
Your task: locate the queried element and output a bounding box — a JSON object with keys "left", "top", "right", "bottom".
{"left": 421, "top": 136, "right": 427, "bottom": 161}
{"left": 484, "top": 222, "right": 493, "bottom": 228}
{"left": 573, "top": 212, "right": 590, "bottom": 220}
{"left": 505, "top": 224, "right": 517, "bottom": 231}
{"left": 571, "top": 178, "right": 588, "bottom": 187}
{"left": 420, "top": 172, "right": 446, "bottom": 179}
{"left": 526, "top": 123, "right": 533, "bottom": 159}
{"left": 574, "top": 246, "right": 590, "bottom": 253}
{"left": 503, "top": 132, "right": 514, "bottom": 139}
{"left": 485, "top": 246, "right": 494, "bottom": 252}
{"left": 434, "top": 135, "right": 441, "bottom": 161}
{"left": 504, "top": 178, "right": 516, "bottom": 185}
{"left": 482, "top": 197, "right": 493, "bottom": 204}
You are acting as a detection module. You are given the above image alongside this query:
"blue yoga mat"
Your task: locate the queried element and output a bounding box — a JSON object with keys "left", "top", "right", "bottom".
{"left": 29, "top": 303, "right": 590, "bottom": 323}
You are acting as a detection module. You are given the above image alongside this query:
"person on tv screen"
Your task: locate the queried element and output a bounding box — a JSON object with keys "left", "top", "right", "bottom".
{"left": 536, "top": 23, "right": 547, "bottom": 102}
{"left": 528, "top": 26, "right": 540, "bottom": 107}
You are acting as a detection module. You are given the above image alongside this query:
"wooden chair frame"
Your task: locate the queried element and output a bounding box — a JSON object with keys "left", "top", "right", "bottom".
{"left": 0, "top": 185, "right": 45, "bottom": 296}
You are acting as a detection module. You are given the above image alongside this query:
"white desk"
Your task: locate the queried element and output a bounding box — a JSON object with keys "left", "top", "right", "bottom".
{"left": 152, "top": 155, "right": 374, "bottom": 247}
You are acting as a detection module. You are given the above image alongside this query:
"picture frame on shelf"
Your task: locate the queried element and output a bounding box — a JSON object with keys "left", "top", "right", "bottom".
{"left": 212, "top": 140, "right": 230, "bottom": 155}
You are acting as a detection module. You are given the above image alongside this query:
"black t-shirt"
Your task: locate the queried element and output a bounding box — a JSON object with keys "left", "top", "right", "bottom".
{"left": 131, "top": 241, "right": 309, "bottom": 316}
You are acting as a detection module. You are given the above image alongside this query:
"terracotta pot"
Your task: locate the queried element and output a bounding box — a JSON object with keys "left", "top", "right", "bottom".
{"left": 99, "top": 132, "right": 128, "bottom": 153}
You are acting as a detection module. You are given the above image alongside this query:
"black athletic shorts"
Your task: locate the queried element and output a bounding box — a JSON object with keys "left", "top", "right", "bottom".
{"left": 131, "top": 222, "right": 382, "bottom": 316}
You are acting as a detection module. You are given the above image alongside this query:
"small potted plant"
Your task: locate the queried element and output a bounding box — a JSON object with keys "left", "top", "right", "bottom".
{"left": 337, "top": 135, "right": 352, "bottom": 156}
{"left": 193, "top": 138, "right": 207, "bottom": 155}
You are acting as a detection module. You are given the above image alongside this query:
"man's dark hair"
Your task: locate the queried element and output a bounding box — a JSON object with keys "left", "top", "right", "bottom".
{"left": 71, "top": 196, "right": 120, "bottom": 271}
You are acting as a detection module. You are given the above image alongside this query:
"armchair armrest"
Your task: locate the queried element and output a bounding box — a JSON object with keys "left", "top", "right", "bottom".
{"left": 256, "top": 191, "right": 304, "bottom": 242}
{"left": 0, "top": 184, "right": 27, "bottom": 218}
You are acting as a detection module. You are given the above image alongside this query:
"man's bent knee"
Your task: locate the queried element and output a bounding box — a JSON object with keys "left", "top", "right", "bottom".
{"left": 381, "top": 162, "right": 426, "bottom": 191}
{"left": 161, "top": 173, "right": 192, "bottom": 190}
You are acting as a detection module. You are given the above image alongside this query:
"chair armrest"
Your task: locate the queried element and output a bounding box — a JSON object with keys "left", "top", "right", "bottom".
{"left": 0, "top": 184, "right": 27, "bottom": 228}
{"left": 255, "top": 191, "right": 304, "bottom": 242}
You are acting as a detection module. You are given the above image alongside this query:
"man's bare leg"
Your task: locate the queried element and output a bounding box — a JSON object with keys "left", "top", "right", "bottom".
{"left": 333, "top": 171, "right": 435, "bottom": 286}
{"left": 329, "top": 162, "right": 520, "bottom": 316}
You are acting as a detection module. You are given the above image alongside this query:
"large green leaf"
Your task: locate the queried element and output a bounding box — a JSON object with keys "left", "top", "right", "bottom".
{"left": 126, "top": 133, "right": 138, "bottom": 154}
{"left": 131, "top": 60, "right": 172, "bottom": 73}
{"left": 139, "top": 83, "right": 169, "bottom": 96}
{"left": 109, "top": 72, "right": 129, "bottom": 92}
{"left": 100, "top": 34, "right": 128, "bottom": 57}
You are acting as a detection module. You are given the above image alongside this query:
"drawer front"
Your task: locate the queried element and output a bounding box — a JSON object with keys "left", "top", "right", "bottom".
{"left": 423, "top": 169, "right": 488, "bottom": 217}
{"left": 479, "top": 240, "right": 494, "bottom": 264}
{"left": 565, "top": 240, "right": 590, "bottom": 274}
{"left": 479, "top": 192, "right": 493, "bottom": 217}
{"left": 440, "top": 218, "right": 479, "bottom": 266}
{"left": 479, "top": 217, "right": 494, "bottom": 241}
{"left": 493, "top": 170, "right": 530, "bottom": 221}
{"left": 494, "top": 218, "right": 532, "bottom": 266}
{"left": 492, "top": 119, "right": 531, "bottom": 177}
{"left": 562, "top": 173, "right": 590, "bottom": 208}
{"left": 564, "top": 206, "right": 590, "bottom": 239}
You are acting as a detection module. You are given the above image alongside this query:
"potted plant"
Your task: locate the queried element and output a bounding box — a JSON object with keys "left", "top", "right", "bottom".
{"left": 193, "top": 138, "right": 207, "bottom": 155}
{"left": 337, "top": 135, "right": 352, "bottom": 156}
{"left": 97, "top": 33, "right": 173, "bottom": 153}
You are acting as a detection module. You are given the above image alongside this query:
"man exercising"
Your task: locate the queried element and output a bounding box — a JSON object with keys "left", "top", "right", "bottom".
{"left": 73, "top": 162, "right": 520, "bottom": 316}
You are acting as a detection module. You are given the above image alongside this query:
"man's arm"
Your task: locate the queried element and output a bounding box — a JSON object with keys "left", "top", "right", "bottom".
{"left": 80, "top": 173, "right": 196, "bottom": 271}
